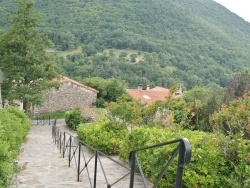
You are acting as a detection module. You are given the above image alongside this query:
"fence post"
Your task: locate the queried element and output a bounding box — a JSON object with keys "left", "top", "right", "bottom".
{"left": 57, "top": 129, "right": 60, "bottom": 148}
{"left": 129, "top": 151, "right": 136, "bottom": 188}
{"left": 52, "top": 125, "right": 54, "bottom": 142}
{"left": 59, "top": 132, "right": 62, "bottom": 153}
{"left": 68, "top": 136, "right": 72, "bottom": 167}
{"left": 63, "top": 132, "right": 66, "bottom": 158}
{"left": 94, "top": 151, "right": 98, "bottom": 188}
{"left": 176, "top": 139, "right": 191, "bottom": 188}
{"left": 77, "top": 142, "right": 81, "bottom": 182}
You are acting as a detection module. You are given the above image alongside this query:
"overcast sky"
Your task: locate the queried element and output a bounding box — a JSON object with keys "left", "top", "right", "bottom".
{"left": 213, "top": 0, "right": 250, "bottom": 23}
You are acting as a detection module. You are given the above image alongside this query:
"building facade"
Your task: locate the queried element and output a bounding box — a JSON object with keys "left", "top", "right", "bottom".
{"left": 34, "top": 77, "right": 98, "bottom": 115}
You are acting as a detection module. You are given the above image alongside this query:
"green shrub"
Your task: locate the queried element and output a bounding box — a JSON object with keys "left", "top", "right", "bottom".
{"left": 0, "top": 107, "right": 30, "bottom": 187}
{"left": 65, "top": 108, "right": 87, "bottom": 129}
{"left": 7, "top": 107, "right": 30, "bottom": 139}
{"left": 77, "top": 120, "right": 128, "bottom": 155}
{"left": 119, "top": 126, "right": 250, "bottom": 187}
{"left": 95, "top": 97, "right": 106, "bottom": 108}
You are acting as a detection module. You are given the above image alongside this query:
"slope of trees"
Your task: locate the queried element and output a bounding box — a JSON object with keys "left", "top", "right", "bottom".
{"left": 1, "top": 0, "right": 250, "bottom": 88}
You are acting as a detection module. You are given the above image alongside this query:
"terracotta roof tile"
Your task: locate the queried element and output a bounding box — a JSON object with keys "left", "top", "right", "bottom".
{"left": 127, "top": 86, "right": 171, "bottom": 105}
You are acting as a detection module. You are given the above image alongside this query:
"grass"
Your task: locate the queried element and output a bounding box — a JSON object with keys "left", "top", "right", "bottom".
{"left": 52, "top": 47, "right": 145, "bottom": 63}
{"left": 33, "top": 111, "right": 66, "bottom": 120}
{"left": 102, "top": 49, "right": 145, "bottom": 63}
{"left": 55, "top": 46, "right": 82, "bottom": 59}
{"left": 32, "top": 108, "right": 106, "bottom": 120}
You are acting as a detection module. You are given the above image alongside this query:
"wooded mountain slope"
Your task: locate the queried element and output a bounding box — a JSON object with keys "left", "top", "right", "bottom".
{"left": 1, "top": 0, "right": 250, "bottom": 88}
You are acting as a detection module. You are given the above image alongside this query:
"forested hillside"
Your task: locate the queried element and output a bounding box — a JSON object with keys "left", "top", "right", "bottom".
{"left": 1, "top": 0, "right": 250, "bottom": 89}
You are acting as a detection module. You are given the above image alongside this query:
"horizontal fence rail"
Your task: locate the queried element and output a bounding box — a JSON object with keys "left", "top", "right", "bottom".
{"left": 52, "top": 123, "right": 191, "bottom": 188}
{"left": 129, "top": 138, "right": 192, "bottom": 188}
{"left": 31, "top": 116, "right": 56, "bottom": 126}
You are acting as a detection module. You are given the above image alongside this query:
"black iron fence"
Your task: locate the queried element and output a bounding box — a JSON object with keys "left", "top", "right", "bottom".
{"left": 52, "top": 123, "right": 191, "bottom": 188}
{"left": 129, "top": 138, "right": 191, "bottom": 188}
{"left": 32, "top": 116, "right": 56, "bottom": 126}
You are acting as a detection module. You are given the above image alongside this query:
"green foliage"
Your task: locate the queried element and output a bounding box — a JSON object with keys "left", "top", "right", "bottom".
{"left": 106, "top": 94, "right": 193, "bottom": 128}
{"left": 95, "top": 97, "right": 106, "bottom": 108}
{"left": 77, "top": 120, "right": 128, "bottom": 155}
{"left": 183, "top": 86, "right": 224, "bottom": 131}
{"left": 2, "top": 0, "right": 250, "bottom": 88}
{"left": 0, "top": 0, "right": 61, "bottom": 112}
{"left": 0, "top": 107, "right": 30, "bottom": 187}
{"left": 119, "top": 126, "right": 250, "bottom": 187}
{"left": 106, "top": 98, "right": 144, "bottom": 127}
{"left": 216, "top": 133, "right": 250, "bottom": 187}
{"left": 65, "top": 108, "right": 87, "bottom": 130}
{"left": 224, "top": 68, "right": 250, "bottom": 103}
{"left": 212, "top": 92, "right": 250, "bottom": 138}
{"left": 82, "top": 77, "right": 127, "bottom": 107}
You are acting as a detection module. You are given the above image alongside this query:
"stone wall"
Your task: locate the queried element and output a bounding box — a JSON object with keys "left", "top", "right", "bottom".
{"left": 34, "top": 81, "right": 98, "bottom": 115}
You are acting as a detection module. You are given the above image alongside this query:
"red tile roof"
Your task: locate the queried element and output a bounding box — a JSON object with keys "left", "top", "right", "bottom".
{"left": 127, "top": 86, "right": 171, "bottom": 105}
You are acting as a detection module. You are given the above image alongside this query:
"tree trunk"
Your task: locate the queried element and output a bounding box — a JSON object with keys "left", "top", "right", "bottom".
{"left": 0, "top": 88, "right": 2, "bottom": 109}
{"left": 23, "top": 100, "right": 28, "bottom": 113}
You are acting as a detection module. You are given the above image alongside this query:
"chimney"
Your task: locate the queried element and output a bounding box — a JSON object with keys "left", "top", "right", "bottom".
{"left": 146, "top": 85, "right": 150, "bottom": 90}
{"left": 138, "top": 84, "right": 143, "bottom": 90}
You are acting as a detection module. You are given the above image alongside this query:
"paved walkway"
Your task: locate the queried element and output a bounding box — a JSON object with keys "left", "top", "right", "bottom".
{"left": 14, "top": 120, "right": 153, "bottom": 188}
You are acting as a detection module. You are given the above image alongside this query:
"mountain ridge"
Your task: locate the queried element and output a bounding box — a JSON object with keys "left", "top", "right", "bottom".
{"left": 1, "top": 0, "right": 250, "bottom": 88}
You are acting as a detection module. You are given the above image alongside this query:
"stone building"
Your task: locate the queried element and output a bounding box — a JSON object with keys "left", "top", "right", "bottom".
{"left": 33, "top": 76, "right": 98, "bottom": 115}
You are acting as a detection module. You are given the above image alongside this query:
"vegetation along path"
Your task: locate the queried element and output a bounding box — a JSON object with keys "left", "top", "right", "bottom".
{"left": 15, "top": 121, "right": 84, "bottom": 188}
{"left": 15, "top": 120, "right": 151, "bottom": 188}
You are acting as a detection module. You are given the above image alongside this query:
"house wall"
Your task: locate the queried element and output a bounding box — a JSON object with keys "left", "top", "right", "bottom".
{"left": 34, "top": 82, "right": 97, "bottom": 115}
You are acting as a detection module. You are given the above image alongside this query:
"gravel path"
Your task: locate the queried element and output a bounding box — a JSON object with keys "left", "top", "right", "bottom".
{"left": 14, "top": 120, "right": 153, "bottom": 188}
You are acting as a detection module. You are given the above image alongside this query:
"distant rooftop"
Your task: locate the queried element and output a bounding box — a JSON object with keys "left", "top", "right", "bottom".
{"left": 127, "top": 86, "right": 172, "bottom": 105}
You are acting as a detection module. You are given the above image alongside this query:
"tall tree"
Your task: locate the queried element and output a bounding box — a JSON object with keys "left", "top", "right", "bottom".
{"left": 224, "top": 68, "right": 250, "bottom": 103}
{"left": 82, "top": 77, "right": 127, "bottom": 107}
{"left": 0, "top": 0, "right": 60, "bottom": 112}
{"left": 0, "top": 69, "right": 3, "bottom": 109}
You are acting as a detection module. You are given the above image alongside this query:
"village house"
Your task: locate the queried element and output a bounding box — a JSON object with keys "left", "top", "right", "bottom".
{"left": 127, "top": 85, "right": 182, "bottom": 105}
{"left": 33, "top": 76, "right": 98, "bottom": 115}
{"left": 127, "top": 85, "right": 182, "bottom": 125}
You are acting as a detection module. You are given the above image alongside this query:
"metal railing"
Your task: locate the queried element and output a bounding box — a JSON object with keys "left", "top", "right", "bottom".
{"left": 52, "top": 123, "right": 191, "bottom": 188}
{"left": 129, "top": 138, "right": 191, "bottom": 188}
{"left": 34, "top": 116, "right": 55, "bottom": 126}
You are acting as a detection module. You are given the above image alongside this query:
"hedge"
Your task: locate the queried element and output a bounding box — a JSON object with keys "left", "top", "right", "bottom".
{"left": 119, "top": 126, "right": 250, "bottom": 188}
{"left": 77, "top": 120, "right": 128, "bottom": 155}
{"left": 0, "top": 107, "right": 30, "bottom": 187}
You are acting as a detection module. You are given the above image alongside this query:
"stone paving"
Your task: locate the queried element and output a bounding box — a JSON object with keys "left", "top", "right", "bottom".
{"left": 14, "top": 120, "right": 153, "bottom": 188}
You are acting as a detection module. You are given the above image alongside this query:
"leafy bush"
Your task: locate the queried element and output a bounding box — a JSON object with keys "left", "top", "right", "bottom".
{"left": 65, "top": 108, "right": 87, "bottom": 129}
{"left": 77, "top": 120, "right": 128, "bottom": 155}
{"left": 0, "top": 107, "right": 30, "bottom": 187}
{"left": 119, "top": 126, "right": 250, "bottom": 187}
{"left": 95, "top": 97, "right": 106, "bottom": 108}
{"left": 212, "top": 93, "right": 250, "bottom": 138}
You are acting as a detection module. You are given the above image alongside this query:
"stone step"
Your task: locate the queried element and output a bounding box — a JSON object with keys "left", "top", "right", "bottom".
{"left": 15, "top": 124, "right": 153, "bottom": 188}
{"left": 17, "top": 181, "right": 86, "bottom": 188}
